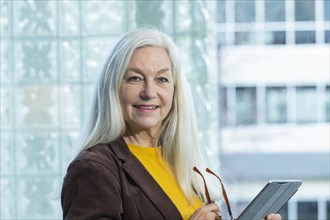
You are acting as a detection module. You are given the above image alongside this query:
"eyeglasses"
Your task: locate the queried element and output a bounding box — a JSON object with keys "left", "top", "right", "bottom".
{"left": 193, "top": 166, "right": 234, "bottom": 220}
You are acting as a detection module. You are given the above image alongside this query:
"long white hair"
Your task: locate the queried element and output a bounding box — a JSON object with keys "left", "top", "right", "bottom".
{"left": 74, "top": 28, "right": 220, "bottom": 203}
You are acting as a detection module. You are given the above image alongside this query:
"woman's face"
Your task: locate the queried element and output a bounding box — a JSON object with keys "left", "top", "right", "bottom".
{"left": 119, "top": 46, "right": 174, "bottom": 134}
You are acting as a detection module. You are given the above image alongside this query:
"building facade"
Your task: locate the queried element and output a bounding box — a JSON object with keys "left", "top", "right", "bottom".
{"left": 216, "top": 1, "right": 330, "bottom": 219}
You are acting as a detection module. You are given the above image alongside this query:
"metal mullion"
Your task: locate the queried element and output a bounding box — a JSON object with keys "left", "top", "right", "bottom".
{"left": 285, "top": 0, "right": 295, "bottom": 44}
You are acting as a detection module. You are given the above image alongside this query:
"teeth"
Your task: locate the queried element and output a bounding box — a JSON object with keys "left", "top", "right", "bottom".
{"left": 139, "top": 106, "right": 156, "bottom": 109}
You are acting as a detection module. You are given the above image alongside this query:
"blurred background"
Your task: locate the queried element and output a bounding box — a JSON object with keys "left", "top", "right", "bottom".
{"left": 0, "top": 0, "right": 329, "bottom": 219}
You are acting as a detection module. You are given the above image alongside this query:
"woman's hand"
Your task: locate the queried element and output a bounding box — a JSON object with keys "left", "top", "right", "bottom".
{"left": 189, "top": 203, "right": 220, "bottom": 220}
{"left": 264, "top": 213, "right": 281, "bottom": 220}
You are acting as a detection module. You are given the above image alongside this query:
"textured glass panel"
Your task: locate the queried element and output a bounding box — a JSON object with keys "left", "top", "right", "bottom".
{"left": 0, "top": 178, "right": 15, "bottom": 219}
{"left": 265, "top": 0, "right": 285, "bottom": 22}
{"left": 82, "top": 83, "right": 95, "bottom": 121}
{"left": 83, "top": 38, "right": 116, "bottom": 82}
{"left": 235, "top": 0, "right": 255, "bottom": 23}
{"left": 17, "top": 177, "right": 61, "bottom": 219}
{"left": 83, "top": 1, "right": 125, "bottom": 35}
{"left": 265, "top": 31, "right": 286, "bottom": 45}
{"left": 60, "top": 85, "right": 81, "bottom": 128}
{"left": 136, "top": 0, "right": 166, "bottom": 29}
{"left": 17, "top": 85, "right": 58, "bottom": 128}
{"left": 0, "top": 40, "right": 11, "bottom": 83}
{"left": 59, "top": 0, "right": 80, "bottom": 35}
{"left": 16, "top": 40, "right": 57, "bottom": 82}
{"left": 236, "top": 87, "right": 257, "bottom": 125}
{"left": 61, "top": 131, "right": 80, "bottom": 171}
{"left": 176, "top": 37, "right": 193, "bottom": 79}
{"left": 325, "top": 0, "right": 330, "bottom": 21}
{"left": 295, "top": 86, "right": 317, "bottom": 123}
{"left": 0, "top": 0, "right": 11, "bottom": 37}
{"left": 60, "top": 40, "right": 80, "bottom": 81}
{"left": 15, "top": 0, "right": 56, "bottom": 36}
{"left": 295, "top": 0, "right": 315, "bottom": 21}
{"left": 266, "top": 86, "right": 287, "bottom": 123}
{"left": 1, "top": 1, "right": 218, "bottom": 218}
{"left": 0, "top": 132, "right": 13, "bottom": 175}
{"left": 297, "top": 201, "right": 318, "bottom": 220}
{"left": 295, "top": 31, "right": 316, "bottom": 44}
{"left": 1, "top": 86, "right": 12, "bottom": 129}
{"left": 191, "top": 1, "right": 207, "bottom": 35}
{"left": 160, "top": 0, "right": 174, "bottom": 31}
{"left": 17, "top": 132, "right": 59, "bottom": 174}
{"left": 176, "top": 0, "right": 192, "bottom": 31}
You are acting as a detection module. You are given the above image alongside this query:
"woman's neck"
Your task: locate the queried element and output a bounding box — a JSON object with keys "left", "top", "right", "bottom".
{"left": 123, "top": 128, "right": 160, "bottom": 147}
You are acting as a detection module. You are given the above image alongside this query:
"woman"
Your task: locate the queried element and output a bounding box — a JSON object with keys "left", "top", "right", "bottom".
{"left": 61, "top": 28, "right": 281, "bottom": 220}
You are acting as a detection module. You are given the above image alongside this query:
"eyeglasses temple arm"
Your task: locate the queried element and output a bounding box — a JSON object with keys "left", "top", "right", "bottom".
{"left": 206, "top": 168, "right": 234, "bottom": 220}
{"left": 193, "top": 166, "right": 212, "bottom": 204}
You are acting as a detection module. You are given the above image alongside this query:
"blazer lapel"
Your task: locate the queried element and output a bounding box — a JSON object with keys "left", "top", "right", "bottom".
{"left": 109, "top": 138, "right": 182, "bottom": 220}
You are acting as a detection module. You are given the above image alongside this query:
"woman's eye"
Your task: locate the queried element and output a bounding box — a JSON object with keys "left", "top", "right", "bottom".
{"left": 158, "top": 77, "right": 169, "bottom": 83}
{"left": 128, "top": 76, "right": 142, "bottom": 82}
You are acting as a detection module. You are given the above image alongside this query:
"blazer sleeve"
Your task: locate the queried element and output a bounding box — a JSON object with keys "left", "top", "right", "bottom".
{"left": 61, "top": 158, "right": 122, "bottom": 220}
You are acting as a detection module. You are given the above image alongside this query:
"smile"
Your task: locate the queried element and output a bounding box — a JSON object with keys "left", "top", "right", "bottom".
{"left": 133, "top": 105, "right": 159, "bottom": 110}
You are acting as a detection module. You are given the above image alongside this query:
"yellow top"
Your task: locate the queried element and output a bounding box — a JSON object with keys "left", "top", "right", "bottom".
{"left": 128, "top": 144, "right": 203, "bottom": 219}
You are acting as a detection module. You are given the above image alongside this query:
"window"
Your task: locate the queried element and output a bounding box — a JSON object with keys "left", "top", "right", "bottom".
{"left": 235, "top": 32, "right": 256, "bottom": 45}
{"left": 265, "top": 0, "right": 285, "bottom": 22}
{"left": 217, "top": 0, "right": 226, "bottom": 23}
{"left": 295, "top": 0, "right": 315, "bottom": 21}
{"left": 219, "top": 86, "right": 228, "bottom": 126}
{"left": 295, "top": 86, "right": 317, "bottom": 123}
{"left": 327, "top": 200, "right": 330, "bottom": 219}
{"left": 219, "top": 84, "right": 329, "bottom": 127}
{"left": 297, "top": 201, "right": 318, "bottom": 220}
{"left": 326, "top": 86, "right": 330, "bottom": 122}
{"left": 295, "top": 31, "right": 316, "bottom": 44}
{"left": 266, "top": 86, "right": 287, "bottom": 123}
{"left": 265, "top": 31, "right": 286, "bottom": 45}
{"left": 235, "top": 87, "right": 257, "bottom": 125}
{"left": 325, "top": 30, "right": 330, "bottom": 43}
{"left": 235, "top": 0, "right": 255, "bottom": 23}
{"left": 325, "top": 0, "right": 330, "bottom": 21}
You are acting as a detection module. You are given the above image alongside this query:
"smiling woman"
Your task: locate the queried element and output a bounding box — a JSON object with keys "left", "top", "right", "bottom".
{"left": 60, "top": 28, "right": 222, "bottom": 220}
{"left": 60, "top": 28, "right": 282, "bottom": 220}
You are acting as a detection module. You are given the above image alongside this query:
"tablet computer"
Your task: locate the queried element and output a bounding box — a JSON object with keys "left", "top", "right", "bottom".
{"left": 236, "top": 180, "right": 302, "bottom": 220}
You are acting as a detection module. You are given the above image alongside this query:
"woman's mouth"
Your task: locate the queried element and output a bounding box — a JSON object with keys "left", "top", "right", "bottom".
{"left": 133, "top": 105, "right": 159, "bottom": 111}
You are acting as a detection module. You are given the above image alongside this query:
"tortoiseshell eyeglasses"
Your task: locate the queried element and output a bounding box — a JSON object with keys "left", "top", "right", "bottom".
{"left": 193, "top": 166, "right": 234, "bottom": 220}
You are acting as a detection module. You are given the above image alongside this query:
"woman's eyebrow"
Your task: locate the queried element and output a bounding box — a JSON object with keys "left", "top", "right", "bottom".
{"left": 126, "top": 67, "right": 171, "bottom": 74}
{"left": 126, "top": 67, "right": 143, "bottom": 74}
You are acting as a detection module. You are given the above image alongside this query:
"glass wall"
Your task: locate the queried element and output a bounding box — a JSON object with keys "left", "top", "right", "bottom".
{"left": 0, "top": 1, "right": 218, "bottom": 219}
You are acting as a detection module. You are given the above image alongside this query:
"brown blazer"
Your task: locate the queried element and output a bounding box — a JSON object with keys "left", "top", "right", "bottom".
{"left": 61, "top": 137, "right": 183, "bottom": 220}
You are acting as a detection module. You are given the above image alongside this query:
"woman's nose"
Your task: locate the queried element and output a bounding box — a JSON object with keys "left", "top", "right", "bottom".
{"left": 140, "top": 81, "right": 156, "bottom": 100}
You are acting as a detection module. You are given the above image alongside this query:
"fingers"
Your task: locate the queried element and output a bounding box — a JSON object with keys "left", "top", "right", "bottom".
{"left": 266, "top": 213, "right": 282, "bottom": 220}
{"left": 189, "top": 203, "right": 220, "bottom": 220}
